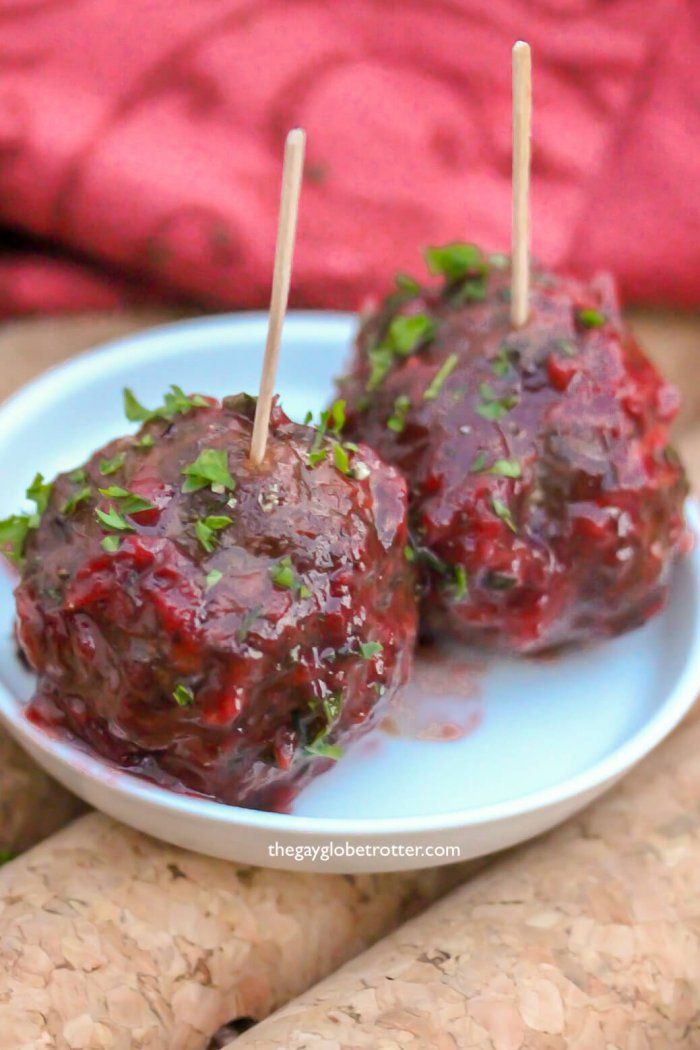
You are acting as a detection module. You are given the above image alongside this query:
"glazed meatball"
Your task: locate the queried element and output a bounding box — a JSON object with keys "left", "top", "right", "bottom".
{"left": 339, "top": 245, "right": 690, "bottom": 653}
{"left": 12, "top": 390, "right": 416, "bottom": 810}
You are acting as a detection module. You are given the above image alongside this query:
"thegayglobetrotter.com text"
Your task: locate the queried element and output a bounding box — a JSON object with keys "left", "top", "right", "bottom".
{"left": 268, "top": 841, "right": 461, "bottom": 864}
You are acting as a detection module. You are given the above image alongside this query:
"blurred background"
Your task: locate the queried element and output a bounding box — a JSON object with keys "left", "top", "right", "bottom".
{"left": 0, "top": 0, "right": 698, "bottom": 449}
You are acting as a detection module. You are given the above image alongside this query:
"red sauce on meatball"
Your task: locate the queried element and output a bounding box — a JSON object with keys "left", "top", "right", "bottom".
{"left": 339, "top": 247, "right": 690, "bottom": 653}
{"left": 15, "top": 394, "right": 417, "bottom": 810}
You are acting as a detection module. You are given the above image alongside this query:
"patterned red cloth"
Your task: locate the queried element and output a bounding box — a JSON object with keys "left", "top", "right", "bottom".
{"left": 0, "top": 0, "right": 698, "bottom": 316}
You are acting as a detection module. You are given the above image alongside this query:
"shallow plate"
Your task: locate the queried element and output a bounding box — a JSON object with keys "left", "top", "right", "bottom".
{"left": 0, "top": 312, "right": 698, "bottom": 872}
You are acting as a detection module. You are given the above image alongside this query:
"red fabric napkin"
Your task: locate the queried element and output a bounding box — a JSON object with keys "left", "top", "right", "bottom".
{"left": 0, "top": 0, "right": 698, "bottom": 317}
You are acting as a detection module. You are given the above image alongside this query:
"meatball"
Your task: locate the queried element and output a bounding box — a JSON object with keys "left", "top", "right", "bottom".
{"left": 339, "top": 244, "right": 690, "bottom": 653}
{"left": 13, "top": 391, "right": 416, "bottom": 811}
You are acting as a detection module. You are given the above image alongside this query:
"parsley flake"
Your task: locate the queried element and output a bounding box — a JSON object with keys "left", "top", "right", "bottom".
{"left": 182, "top": 449, "right": 236, "bottom": 494}
{"left": 333, "top": 443, "right": 351, "bottom": 475}
{"left": 98, "top": 487, "right": 154, "bottom": 515}
{"left": 492, "top": 346, "right": 512, "bottom": 377}
{"left": 205, "top": 568, "right": 223, "bottom": 590}
{"left": 124, "top": 385, "right": 209, "bottom": 424}
{"left": 195, "top": 515, "right": 232, "bottom": 553}
{"left": 487, "top": 459, "right": 522, "bottom": 479}
{"left": 492, "top": 497, "right": 517, "bottom": 532}
{"left": 61, "top": 486, "right": 91, "bottom": 515}
{"left": 101, "top": 535, "right": 120, "bottom": 553}
{"left": 26, "top": 474, "right": 52, "bottom": 522}
{"left": 0, "top": 516, "right": 31, "bottom": 566}
{"left": 99, "top": 453, "right": 126, "bottom": 476}
{"left": 424, "top": 354, "right": 458, "bottom": 401}
{"left": 173, "top": 684, "right": 195, "bottom": 707}
{"left": 424, "top": 242, "right": 486, "bottom": 280}
{"left": 469, "top": 451, "right": 488, "bottom": 473}
{"left": 359, "top": 641, "right": 383, "bottom": 660}
{"left": 475, "top": 382, "right": 519, "bottom": 421}
{"left": 269, "top": 556, "right": 311, "bottom": 599}
{"left": 0, "top": 474, "right": 53, "bottom": 565}
{"left": 387, "top": 394, "right": 411, "bottom": 434}
{"left": 366, "top": 314, "right": 437, "bottom": 392}
{"left": 96, "top": 506, "right": 135, "bottom": 532}
{"left": 367, "top": 346, "right": 395, "bottom": 392}
{"left": 576, "top": 308, "right": 606, "bottom": 329}
{"left": 305, "top": 737, "right": 343, "bottom": 761}
{"left": 452, "top": 565, "right": 468, "bottom": 601}
{"left": 394, "top": 273, "right": 420, "bottom": 295}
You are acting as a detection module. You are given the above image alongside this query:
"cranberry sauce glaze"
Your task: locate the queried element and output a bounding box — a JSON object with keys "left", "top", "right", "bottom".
{"left": 16, "top": 394, "right": 417, "bottom": 810}
{"left": 338, "top": 246, "right": 690, "bottom": 653}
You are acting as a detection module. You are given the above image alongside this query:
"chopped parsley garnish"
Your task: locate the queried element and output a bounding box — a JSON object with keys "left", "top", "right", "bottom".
{"left": 205, "top": 569, "right": 223, "bottom": 590}
{"left": 359, "top": 641, "right": 383, "bottom": 660}
{"left": 69, "top": 468, "right": 87, "bottom": 483}
{"left": 98, "top": 487, "right": 154, "bottom": 515}
{"left": 101, "top": 535, "right": 120, "bottom": 553}
{"left": 0, "top": 516, "right": 32, "bottom": 566}
{"left": 173, "top": 684, "right": 195, "bottom": 707}
{"left": 305, "top": 736, "right": 343, "bottom": 760}
{"left": 182, "top": 449, "right": 236, "bottom": 494}
{"left": 308, "top": 448, "right": 327, "bottom": 467}
{"left": 386, "top": 314, "right": 436, "bottom": 356}
{"left": 492, "top": 497, "right": 517, "bottom": 532}
{"left": 134, "top": 433, "right": 155, "bottom": 449}
{"left": 469, "top": 451, "right": 488, "bottom": 473}
{"left": 404, "top": 545, "right": 416, "bottom": 563}
{"left": 61, "top": 486, "right": 91, "bottom": 515}
{"left": 424, "top": 242, "right": 486, "bottom": 281}
{"left": 475, "top": 382, "right": 519, "bottom": 421}
{"left": 99, "top": 453, "right": 126, "bottom": 476}
{"left": 452, "top": 565, "right": 468, "bottom": 601}
{"left": 394, "top": 272, "right": 420, "bottom": 295}
{"left": 305, "top": 692, "right": 343, "bottom": 759}
{"left": 367, "top": 346, "right": 395, "bottom": 392}
{"left": 367, "top": 314, "right": 437, "bottom": 392}
{"left": 492, "top": 346, "right": 512, "bottom": 377}
{"left": 424, "top": 354, "right": 458, "bottom": 401}
{"left": 95, "top": 506, "right": 135, "bottom": 532}
{"left": 307, "top": 400, "right": 345, "bottom": 464}
{"left": 26, "top": 474, "right": 52, "bottom": 519}
{"left": 488, "top": 459, "right": 522, "bottom": 478}
{"left": 453, "top": 277, "right": 488, "bottom": 303}
{"left": 195, "top": 515, "right": 232, "bottom": 553}
{"left": 307, "top": 401, "right": 365, "bottom": 480}
{"left": 269, "top": 556, "right": 311, "bottom": 599}
{"left": 576, "top": 308, "right": 606, "bottom": 329}
{"left": 333, "top": 443, "right": 351, "bottom": 475}
{"left": 124, "top": 385, "right": 209, "bottom": 424}
{"left": 0, "top": 473, "right": 53, "bottom": 565}
{"left": 387, "top": 394, "right": 411, "bottom": 434}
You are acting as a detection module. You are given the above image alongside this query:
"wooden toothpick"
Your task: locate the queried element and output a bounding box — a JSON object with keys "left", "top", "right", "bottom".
{"left": 250, "top": 128, "right": 306, "bottom": 465}
{"left": 511, "top": 41, "right": 532, "bottom": 328}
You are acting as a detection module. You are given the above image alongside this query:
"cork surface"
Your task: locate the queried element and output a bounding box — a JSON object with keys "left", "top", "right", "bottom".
{"left": 0, "top": 813, "right": 476, "bottom": 1050}
{"left": 230, "top": 712, "right": 700, "bottom": 1049}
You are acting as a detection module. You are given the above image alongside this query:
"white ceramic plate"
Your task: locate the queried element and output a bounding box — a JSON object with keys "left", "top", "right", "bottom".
{"left": 0, "top": 312, "right": 698, "bottom": 873}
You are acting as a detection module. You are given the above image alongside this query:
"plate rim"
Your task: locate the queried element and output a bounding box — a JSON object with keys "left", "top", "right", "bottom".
{"left": 0, "top": 310, "right": 698, "bottom": 839}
